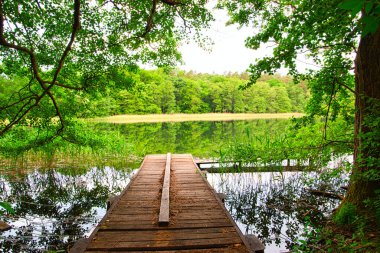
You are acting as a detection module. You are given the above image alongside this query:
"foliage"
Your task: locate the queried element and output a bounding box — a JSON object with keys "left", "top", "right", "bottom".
{"left": 339, "top": 0, "right": 380, "bottom": 36}
{"left": 0, "top": 68, "right": 309, "bottom": 156}
{"left": 373, "top": 190, "right": 380, "bottom": 224}
{"left": 0, "top": 69, "right": 309, "bottom": 119}
{"left": 0, "top": 119, "right": 135, "bottom": 171}
{"left": 221, "top": 117, "right": 353, "bottom": 168}
{"left": 364, "top": 189, "right": 380, "bottom": 225}
{"left": 0, "top": 0, "right": 212, "bottom": 144}
{"left": 293, "top": 224, "right": 379, "bottom": 253}
{"left": 80, "top": 69, "right": 309, "bottom": 116}
{"left": 218, "top": 0, "right": 357, "bottom": 120}
{"left": 333, "top": 202, "right": 357, "bottom": 226}
{"left": 0, "top": 201, "right": 14, "bottom": 215}
{"left": 0, "top": 119, "right": 300, "bottom": 170}
{"left": 357, "top": 99, "right": 380, "bottom": 180}
{"left": 218, "top": 0, "right": 380, "bottom": 250}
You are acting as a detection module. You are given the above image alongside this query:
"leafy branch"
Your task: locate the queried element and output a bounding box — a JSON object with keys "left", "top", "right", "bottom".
{"left": 0, "top": 0, "right": 81, "bottom": 137}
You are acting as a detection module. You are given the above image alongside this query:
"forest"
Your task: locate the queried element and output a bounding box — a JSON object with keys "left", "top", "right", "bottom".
{"left": 0, "top": 68, "right": 308, "bottom": 117}
{"left": 83, "top": 69, "right": 308, "bottom": 116}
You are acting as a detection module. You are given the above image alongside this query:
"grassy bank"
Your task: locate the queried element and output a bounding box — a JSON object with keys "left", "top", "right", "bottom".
{"left": 89, "top": 113, "right": 304, "bottom": 124}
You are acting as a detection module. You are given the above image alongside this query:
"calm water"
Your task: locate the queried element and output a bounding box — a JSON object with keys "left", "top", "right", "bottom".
{"left": 0, "top": 119, "right": 346, "bottom": 252}
{"left": 207, "top": 172, "right": 346, "bottom": 252}
{"left": 97, "top": 119, "right": 289, "bottom": 158}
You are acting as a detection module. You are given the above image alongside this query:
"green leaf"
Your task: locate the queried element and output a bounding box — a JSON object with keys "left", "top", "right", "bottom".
{"left": 0, "top": 202, "right": 15, "bottom": 214}
{"left": 374, "top": 6, "right": 380, "bottom": 15}
{"left": 364, "top": 2, "right": 374, "bottom": 14}
{"left": 362, "top": 15, "right": 380, "bottom": 36}
{"left": 338, "top": 0, "right": 364, "bottom": 16}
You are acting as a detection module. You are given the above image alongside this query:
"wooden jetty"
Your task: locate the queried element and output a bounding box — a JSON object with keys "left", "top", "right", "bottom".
{"left": 78, "top": 154, "right": 260, "bottom": 252}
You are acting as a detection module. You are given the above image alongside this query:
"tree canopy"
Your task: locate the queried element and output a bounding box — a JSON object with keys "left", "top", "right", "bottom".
{"left": 0, "top": 0, "right": 212, "bottom": 142}
{"left": 76, "top": 69, "right": 308, "bottom": 116}
{"left": 218, "top": 0, "right": 380, "bottom": 240}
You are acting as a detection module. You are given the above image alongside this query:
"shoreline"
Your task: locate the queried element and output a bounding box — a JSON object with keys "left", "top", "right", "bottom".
{"left": 88, "top": 113, "right": 304, "bottom": 124}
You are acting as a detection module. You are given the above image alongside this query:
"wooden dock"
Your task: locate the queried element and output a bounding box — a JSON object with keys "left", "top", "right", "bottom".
{"left": 79, "top": 154, "right": 255, "bottom": 252}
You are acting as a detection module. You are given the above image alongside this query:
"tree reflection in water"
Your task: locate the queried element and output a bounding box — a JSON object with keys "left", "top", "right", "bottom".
{"left": 1, "top": 167, "right": 348, "bottom": 252}
{"left": 0, "top": 167, "right": 134, "bottom": 252}
{"left": 207, "top": 171, "right": 348, "bottom": 252}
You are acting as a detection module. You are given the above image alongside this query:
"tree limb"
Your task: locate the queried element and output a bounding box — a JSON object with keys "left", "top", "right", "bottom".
{"left": 0, "top": 2, "right": 45, "bottom": 84}
{"left": 0, "top": 97, "right": 39, "bottom": 135}
{"left": 0, "top": 0, "right": 81, "bottom": 136}
{"left": 176, "top": 8, "right": 190, "bottom": 32}
{"left": 336, "top": 79, "right": 357, "bottom": 96}
{"left": 53, "top": 82, "right": 84, "bottom": 91}
{"left": 46, "top": 91, "right": 64, "bottom": 135}
{"left": 142, "top": 0, "right": 157, "bottom": 38}
{"left": 0, "top": 94, "right": 37, "bottom": 111}
{"left": 51, "top": 0, "right": 80, "bottom": 85}
{"left": 323, "top": 82, "right": 335, "bottom": 140}
{"left": 160, "top": 0, "right": 184, "bottom": 6}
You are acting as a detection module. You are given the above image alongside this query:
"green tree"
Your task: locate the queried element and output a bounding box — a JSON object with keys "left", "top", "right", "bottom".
{"left": 173, "top": 77, "right": 203, "bottom": 113}
{"left": 244, "top": 82, "right": 271, "bottom": 113}
{"left": 286, "top": 83, "right": 308, "bottom": 112}
{"left": 0, "top": 0, "right": 212, "bottom": 146}
{"left": 219, "top": 0, "right": 380, "bottom": 219}
{"left": 271, "top": 86, "right": 292, "bottom": 113}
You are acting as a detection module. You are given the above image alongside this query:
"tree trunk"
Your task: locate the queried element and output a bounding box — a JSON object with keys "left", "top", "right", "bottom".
{"left": 344, "top": 23, "right": 380, "bottom": 208}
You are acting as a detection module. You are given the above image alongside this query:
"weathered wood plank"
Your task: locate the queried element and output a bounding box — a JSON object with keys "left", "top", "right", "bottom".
{"left": 93, "top": 227, "right": 237, "bottom": 241}
{"left": 100, "top": 221, "right": 234, "bottom": 230}
{"left": 87, "top": 237, "right": 243, "bottom": 250}
{"left": 85, "top": 248, "right": 246, "bottom": 253}
{"left": 158, "top": 153, "right": 171, "bottom": 226}
{"left": 80, "top": 154, "right": 254, "bottom": 253}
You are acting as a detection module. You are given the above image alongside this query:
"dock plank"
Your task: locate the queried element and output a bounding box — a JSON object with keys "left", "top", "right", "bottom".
{"left": 158, "top": 153, "right": 171, "bottom": 226}
{"left": 80, "top": 154, "right": 252, "bottom": 253}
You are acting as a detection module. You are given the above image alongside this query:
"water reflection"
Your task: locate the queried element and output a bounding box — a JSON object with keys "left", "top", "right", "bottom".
{"left": 0, "top": 167, "right": 348, "bottom": 252}
{"left": 0, "top": 167, "right": 135, "bottom": 252}
{"left": 0, "top": 118, "right": 349, "bottom": 252}
{"left": 97, "top": 119, "right": 289, "bottom": 158}
{"left": 207, "top": 171, "right": 348, "bottom": 252}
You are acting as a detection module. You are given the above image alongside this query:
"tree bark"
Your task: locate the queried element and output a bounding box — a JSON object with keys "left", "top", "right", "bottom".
{"left": 344, "top": 22, "right": 380, "bottom": 208}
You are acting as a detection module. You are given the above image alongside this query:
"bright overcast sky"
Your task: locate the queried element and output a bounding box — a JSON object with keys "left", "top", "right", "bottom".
{"left": 178, "top": 8, "right": 262, "bottom": 74}
{"left": 177, "top": 6, "right": 317, "bottom": 75}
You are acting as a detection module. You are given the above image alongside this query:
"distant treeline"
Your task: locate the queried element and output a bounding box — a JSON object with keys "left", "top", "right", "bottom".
{"left": 88, "top": 69, "right": 309, "bottom": 116}
{"left": 0, "top": 68, "right": 309, "bottom": 118}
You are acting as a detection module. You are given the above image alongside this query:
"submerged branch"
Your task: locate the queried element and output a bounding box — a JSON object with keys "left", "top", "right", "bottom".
{"left": 309, "top": 189, "right": 344, "bottom": 200}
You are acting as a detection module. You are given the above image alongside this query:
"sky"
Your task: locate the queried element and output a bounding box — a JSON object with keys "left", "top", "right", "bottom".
{"left": 178, "top": 8, "right": 263, "bottom": 74}
{"left": 177, "top": 7, "right": 318, "bottom": 75}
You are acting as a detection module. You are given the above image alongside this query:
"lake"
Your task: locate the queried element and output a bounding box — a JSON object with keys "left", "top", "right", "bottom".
{"left": 0, "top": 119, "right": 347, "bottom": 252}
{"left": 96, "top": 118, "right": 291, "bottom": 158}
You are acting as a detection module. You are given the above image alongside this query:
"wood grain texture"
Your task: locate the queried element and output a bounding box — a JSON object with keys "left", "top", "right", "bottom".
{"left": 80, "top": 154, "right": 253, "bottom": 253}
{"left": 158, "top": 153, "right": 171, "bottom": 226}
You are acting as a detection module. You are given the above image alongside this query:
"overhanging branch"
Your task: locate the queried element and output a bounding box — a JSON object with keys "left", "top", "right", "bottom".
{"left": 142, "top": 0, "right": 158, "bottom": 38}
{"left": 0, "top": 0, "right": 82, "bottom": 137}
{"left": 160, "top": 0, "right": 184, "bottom": 6}
{"left": 51, "top": 0, "right": 81, "bottom": 85}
